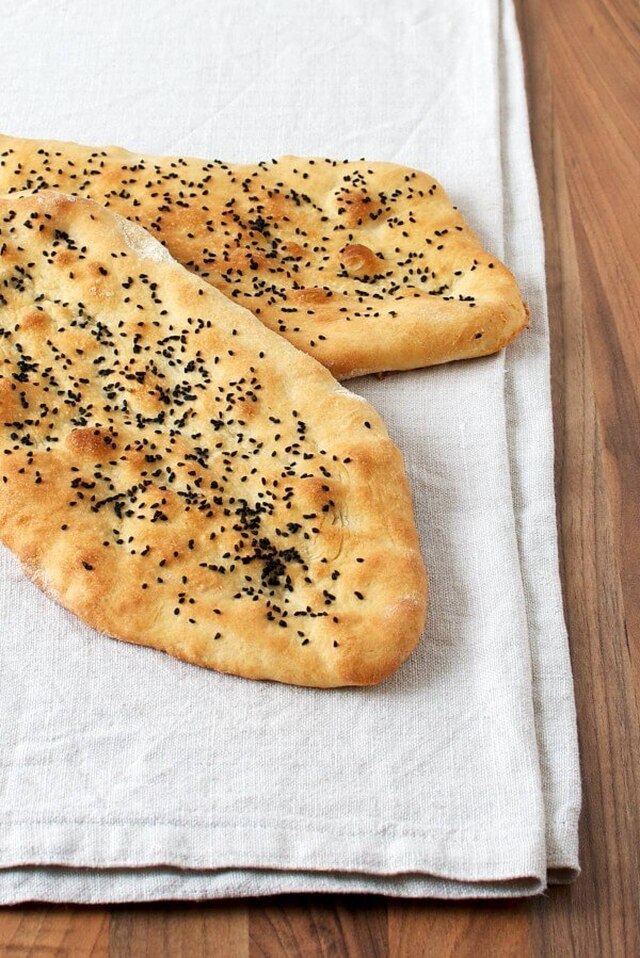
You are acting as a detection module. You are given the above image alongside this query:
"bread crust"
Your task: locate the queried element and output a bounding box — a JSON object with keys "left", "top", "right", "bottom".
{"left": 0, "top": 190, "right": 427, "bottom": 686}
{"left": 0, "top": 135, "right": 528, "bottom": 379}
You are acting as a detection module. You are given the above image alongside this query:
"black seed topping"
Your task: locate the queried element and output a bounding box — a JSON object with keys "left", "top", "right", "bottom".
{"left": 0, "top": 149, "right": 469, "bottom": 670}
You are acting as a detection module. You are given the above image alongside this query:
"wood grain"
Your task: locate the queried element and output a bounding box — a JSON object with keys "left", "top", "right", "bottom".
{"left": 0, "top": 905, "right": 109, "bottom": 957}
{"left": 517, "top": 1, "right": 640, "bottom": 956}
{"left": 108, "top": 903, "right": 248, "bottom": 958}
{"left": 543, "top": 0, "right": 640, "bottom": 711}
{"left": 387, "top": 901, "right": 532, "bottom": 958}
{"left": 0, "top": 1, "right": 638, "bottom": 955}
{"left": 249, "top": 896, "right": 388, "bottom": 958}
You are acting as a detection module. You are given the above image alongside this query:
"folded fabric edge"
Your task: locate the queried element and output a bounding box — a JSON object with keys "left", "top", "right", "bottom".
{"left": 0, "top": 819, "right": 546, "bottom": 890}
{"left": 548, "top": 866, "right": 580, "bottom": 886}
{"left": 498, "top": 0, "right": 581, "bottom": 881}
{"left": 0, "top": 866, "right": 545, "bottom": 905}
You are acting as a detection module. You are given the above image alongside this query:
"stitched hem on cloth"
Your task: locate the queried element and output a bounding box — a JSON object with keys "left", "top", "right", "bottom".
{"left": 0, "top": 867, "right": 544, "bottom": 905}
{"left": 1, "top": 819, "right": 547, "bottom": 886}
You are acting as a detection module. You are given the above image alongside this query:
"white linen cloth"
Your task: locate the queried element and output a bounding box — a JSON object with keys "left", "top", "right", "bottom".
{"left": 0, "top": 0, "right": 580, "bottom": 901}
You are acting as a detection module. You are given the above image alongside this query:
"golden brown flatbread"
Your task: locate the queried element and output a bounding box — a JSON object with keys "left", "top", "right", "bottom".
{"left": 0, "top": 135, "right": 527, "bottom": 379}
{"left": 0, "top": 190, "right": 427, "bottom": 686}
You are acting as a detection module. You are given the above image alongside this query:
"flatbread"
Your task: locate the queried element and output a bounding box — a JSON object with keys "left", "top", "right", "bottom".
{"left": 0, "top": 190, "right": 426, "bottom": 686}
{"left": 0, "top": 135, "right": 528, "bottom": 379}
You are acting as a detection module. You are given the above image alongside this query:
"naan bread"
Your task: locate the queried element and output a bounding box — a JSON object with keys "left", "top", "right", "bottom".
{"left": 0, "top": 135, "right": 527, "bottom": 379}
{"left": 0, "top": 190, "right": 426, "bottom": 686}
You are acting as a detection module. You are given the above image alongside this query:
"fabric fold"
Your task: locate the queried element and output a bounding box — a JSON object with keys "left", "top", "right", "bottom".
{"left": 498, "top": 0, "right": 581, "bottom": 880}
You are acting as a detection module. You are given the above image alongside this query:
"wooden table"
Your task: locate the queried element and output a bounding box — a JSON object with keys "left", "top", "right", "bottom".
{"left": 1, "top": 0, "right": 638, "bottom": 954}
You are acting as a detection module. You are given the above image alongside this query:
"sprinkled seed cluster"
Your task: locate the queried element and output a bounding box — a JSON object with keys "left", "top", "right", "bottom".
{"left": 0, "top": 139, "right": 501, "bottom": 376}
{"left": 0, "top": 194, "right": 381, "bottom": 660}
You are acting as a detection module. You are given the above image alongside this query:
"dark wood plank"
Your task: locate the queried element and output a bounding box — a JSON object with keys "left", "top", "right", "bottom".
{"left": 248, "top": 895, "right": 388, "bottom": 958}
{"left": 0, "top": 905, "right": 109, "bottom": 957}
{"left": 533, "top": 114, "right": 640, "bottom": 958}
{"left": 517, "top": 1, "right": 640, "bottom": 956}
{"left": 107, "top": 902, "right": 248, "bottom": 958}
{"left": 541, "top": 0, "right": 640, "bottom": 694}
{"left": 387, "top": 901, "right": 532, "bottom": 958}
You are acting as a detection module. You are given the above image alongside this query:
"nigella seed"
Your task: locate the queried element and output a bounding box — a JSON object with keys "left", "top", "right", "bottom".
{"left": 2, "top": 149, "right": 469, "bottom": 671}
